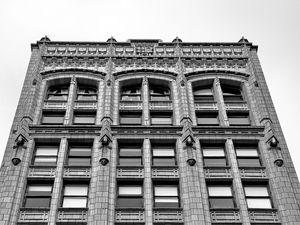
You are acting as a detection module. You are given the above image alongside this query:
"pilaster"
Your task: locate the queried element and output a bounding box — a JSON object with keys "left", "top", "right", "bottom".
{"left": 213, "top": 77, "right": 228, "bottom": 126}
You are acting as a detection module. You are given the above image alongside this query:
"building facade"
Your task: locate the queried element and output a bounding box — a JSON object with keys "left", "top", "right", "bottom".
{"left": 0, "top": 37, "right": 299, "bottom": 225}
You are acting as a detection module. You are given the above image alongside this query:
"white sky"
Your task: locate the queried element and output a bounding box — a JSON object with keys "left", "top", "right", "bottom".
{"left": 0, "top": 0, "right": 299, "bottom": 176}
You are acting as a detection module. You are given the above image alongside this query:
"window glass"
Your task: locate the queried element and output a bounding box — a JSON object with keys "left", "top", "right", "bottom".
{"left": 121, "top": 86, "right": 141, "bottom": 101}
{"left": 236, "top": 148, "right": 258, "bottom": 157}
{"left": 64, "top": 185, "right": 88, "bottom": 195}
{"left": 238, "top": 158, "right": 261, "bottom": 167}
{"left": 228, "top": 116, "right": 250, "bottom": 126}
{"left": 33, "top": 146, "right": 58, "bottom": 166}
{"left": 68, "top": 147, "right": 91, "bottom": 166}
{"left": 69, "top": 148, "right": 91, "bottom": 157}
{"left": 119, "top": 186, "right": 142, "bottom": 195}
{"left": 244, "top": 187, "right": 269, "bottom": 197}
{"left": 246, "top": 199, "right": 272, "bottom": 209}
{"left": 119, "top": 158, "right": 142, "bottom": 166}
{"left": 117, "top": 198, "right": 143, "bottom": 208}
{"left": 151, "top": 116, "right": 172, "bottom": 125}
{"left": 77, "top": 87, "right": 97, "bottom": 101}
{"left": 208, "top": 186, "right": 232, "bottom": 196}
{"left": 28, "top": 185, "right": 52, "bottom": 194}
{"left": 24, "top": 184, "right": 52, "bottom": 208}
{"left": 25, "top": 198, "right": 51, "bottom": 208}
{"left": 74, "top": 115, "right": 95, "bottom": 124}
{"left": 155, "top": 186, "right": 178, "bottom": 196}
{"left": 203, "top": 148, "right": 224, "bottom": 157}
{"left": 197, "top": 115, "right": 219, "bottom": 126}
{"left": 120, "top": 114, "right": 142, "bottom": 125}
{"left": 68, "top": 158, "right": 91, "bottom": 166}
{"left": 34, "top": 157, "right": 57, "bottom": 165}
{"left": 194, "top": 88, "right": 213, "bottom": 96}
{"left": 42, "top": 114, "right": 64, "bottom": 124}
{"left": 62, "top": 197, "right": 87, "bottom": 208}
{"left": 36, "top": 147, "right": 58, "bottom": 156}
{"left": 153, "top": 149, "right": 175, "bottom": 157}
{"left": 209, "top": 198, "right": 235, "bottom": 209}
{"left": 204, "top": 158, "right": 227, "bottom": 167}
{"left": 150, "top": 87, "right": 170, "bottom": 101}
{"left": 47, "top": 87, "right": 69, "bottom": 101}
{"left": 120, "top": 148, "right": 141, "bottom": 156}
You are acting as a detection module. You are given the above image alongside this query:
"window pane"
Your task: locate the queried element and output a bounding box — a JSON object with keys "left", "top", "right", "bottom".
{"left": 153, "top": 148, "right": 174, "bottom": 157}
{"left": 119, "top": 186, "right": 142, "bottom": 195}
{"left": 121, "top": 95, "right": 141, "bottom": 101}
{"left": 74, "top": 116, "right": 95, "bottom": 124}
{"left": 228, "top": 117, "right": 250, "bottom": 125}
{"left": 194, "top": 88, "right": 213, "bottom": 96}
{"left": 48, "top": 95, "right": 68, "bottom": 101}
{"left": 68, "top": 158, "right": 91, "bottom": 166}
{"left": 120, "top": 148, "right": 141, "bottom": 156}
{"left": 63, "top": 197, "right": 87, "bottom": 208}
{"left": 155, "top": 186, "right": 178, "bottom": 196}
{"left": 197, "top": 117, "right": 218, "bottom": 125}
{"left": 151, "top": 117, "right": 172, "bottom": 125}
{"left": 42, "top": 115, "right": 64, "bottom": 124}
{"left": 244, "top": 187, "right": 269, "bottom": 197}
{"left": 209, "top": 198, "right": 234, "bottom": 208}
{"left": 247, "top": 198, "right": 272, "bottom": 209}
{"left": 119, "top": 158, "right": 142, "bottom": 166}
{"left": 69, "top": 148, "right": 91, "bottom": 156}
{"left": 28, "top": 185, "right": 52, "bottom": 193}
{"left": 155, "top": 197, "right": 179, "bottom": 208}
{"left": 77, "top": 95, "right": 97, "bottom": 101}
{"left": 150, "top": 95, "right": 170, "bottom": 101}
{"left": 36, "top": 147, "right": 58, "bottom": 156}
{"left": 120, "top": 116, "right": 141, "bottom": 125}
{"left": 34, "top": 157, "right": 57, "bottom": 166}
{"left": 236, "top": 148, "right": 258, "bottom": 157}
{"left": 117, "top": 198, "right": 143, "bottom": 208}
{"left": 153, "top": 158, "right": 176, "bottom": 166}
{"left": 238, "top": 158, "right": 261, "bottom": 167}
{"left": 208, "top": 186, "right": 232, "bottom": 196}
{"left": 204, "top": 158, "right": 227, "bottom": 167}
{"left": 25, "top": 197, "right": 51, "bottom": 208}
{"left": 203, "top": 148, "right": 224, "bottom": 157}
{"left": 64, "top": 185, "right": 88, "bottom": 196}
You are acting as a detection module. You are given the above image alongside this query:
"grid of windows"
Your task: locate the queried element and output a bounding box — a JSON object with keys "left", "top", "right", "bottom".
{"left": 117, "top": 185, "right": 143, "bottom": 208}
{"left": 24, "top": 184, "right": 53, "bottom": 208}
{"left": 154, "top": 185, "right": 179, "bottom": 208}
{"left": 208, "top": 185, "right": 235, "bottom": 209}
{"left": 62, "top": 184, "right": 89, "bottom": 208}
{"left": 244, "top": 186, "right": 272, "bottom": 209}
{"left": 33, "top": 146, "right": 58, "bottom": 166}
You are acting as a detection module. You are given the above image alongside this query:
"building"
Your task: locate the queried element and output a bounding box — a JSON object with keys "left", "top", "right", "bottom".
{"left": 0, "top": 36, "right": 299, "bottom": 225}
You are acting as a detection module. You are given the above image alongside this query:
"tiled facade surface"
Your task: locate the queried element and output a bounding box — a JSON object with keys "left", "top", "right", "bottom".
{"left": 0, "top": 37, "right": 299, "bottom": 225}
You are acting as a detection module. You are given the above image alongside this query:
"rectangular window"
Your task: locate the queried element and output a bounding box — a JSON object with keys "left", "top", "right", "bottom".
{"left": 24, "top": 184, "right": 52, "bottom": 208}
{"left": 154, "top": 185, "right": 179, "bottom": 208}
{"left": 73, "top": 113, "right": 95, "bottom": 124}
{"left": 62, "top": 184, "right": 88, "bottom": 208}
{"left": 47, "top": 86, "right": 69, "bottom": 101}
{"left": 150, "top": 87, "right": 171, "bottom": 101}
{"left": 152, "top": 148, "right": 176, "bottom": 166}
{"left": 120, "top": 113, "right": 142, "bottom": 125}
{"left": 228, "top": 113, "right": 250, "bottom": 126}
{"left": 208, "top": 185, "right": 235, "bottom": 209}
{"left": 68, "top": 147, "right": 92, "bottom": 166}
{"left": 117, "top": 185, "right": 143, "bottom": 208}
{"left": 236, "top": 147, "right": 261, "bottom": 167}
{"left": 197, "top": 113, "right": 219, "bottom": 126}
{"left": 202, "top": 147, "right": 227, "bottom": 167}
{"left": 33, "top": 146, "right": 58, "bottom": 166}
{"left": 151, "top": 113, "right": 172, "bottom": 125}
{"left": 121, "top": 86, "right": 141, "bottom": 101}
{"left": 42, "top": 112, "right": 65, "bottom": 124}
{"left": 77, "top": 86, "right": 97, "bottom": 101}
{"left": 193, "top": 87, "right": 214, "bottom": 102}
{"left": 119, "top": 147, "right": 142, "bottom": 166}
{"left": 244, "top": 186, "right": 272, "bottom": 209}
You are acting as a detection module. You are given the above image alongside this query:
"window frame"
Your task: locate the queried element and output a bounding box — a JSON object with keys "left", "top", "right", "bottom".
{"left": 117, "top": 184, "right": 144, "bottom": 208}
{"left": 32, "top": 146, "right": 59, "bottom": 166}
{"left": 118, "top": 146, "right": 143, "bottom": 167}
{"left": 235, "top": 146, "right": 262, "bottom": 167}
{"left": 207, "top": 185, "right": 235, "bottom": 209}
{"left": 153, "top": 185, "right": 180, "bottom": 208}
{"left": 152, "top": 147, "right": 177, "bottom": 167}
{"left": 244, "top": 185, "right": 273, "bottom": 209}
{"left": 62, "top": 184, "right": 89, "bottom": 208}
{"left": 23, "top": 183, "right": 53, "bottom": 208}
{"left": 202, "top": 146, "right": 227, "bottom": 167}
{"left": 41, "top": 112, "right": 65, "bottom": 125}
{"left": 76, "top": 86, "right": 98, "bottom": 101}
{"left": 67, "top": 146, "right": 92, "bottom": 167}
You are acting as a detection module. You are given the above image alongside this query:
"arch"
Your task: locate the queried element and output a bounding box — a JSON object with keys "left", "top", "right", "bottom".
{"left": 185, "top": 69, "right": 250, "bottom": 81}
{"left": 113, "top": 68, "right": 178, "bottom": 79}
{"left": 41, "top": 68, "right": 106, "bottom": 77}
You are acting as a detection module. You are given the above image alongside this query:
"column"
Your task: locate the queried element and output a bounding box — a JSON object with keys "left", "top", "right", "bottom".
{"left": 48, "top": 138, "right": 68, "bottom": 225}
{"left": 213, "top": 77, "right": 228, "bottom": 126}
{"left": 143, "top": 138, "right": 153, "bottom": 224}
{"left": 142, "top": 77, "right": 150, "bottom": 126}
{"left": 226, "top": 139, "right": 251, "bottom": 225}
{"left": 64, "top": 78, "right": 77, "bottom": 125}
{"left": 96, "top": 80, "right": 105, "bottom": 125}
{"left": 33, "top": 80, "right": 47, "bottom": 124}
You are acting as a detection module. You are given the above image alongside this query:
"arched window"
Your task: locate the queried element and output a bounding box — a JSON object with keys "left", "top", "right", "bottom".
{"left": 222, "top": 86, "right": 243, "bottom": 102}
{"left": 47, "top": 86, "right": 69, "bottom": 101}
{"left": 77, "top": 86, "right": 97, "bottom": 101}
{"left": 193, "top": 87, "right": 214, "bottom": 101}
{"left": 150, "top": 86, "right": 170, "bottom": 101}
{"left": 120, "top": 85, "right": 141, "bottom": 101}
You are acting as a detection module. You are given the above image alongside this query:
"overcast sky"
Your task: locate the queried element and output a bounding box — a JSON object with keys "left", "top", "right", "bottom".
{"left": 0, "top": 0, "right": 299, "bottom": 176}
